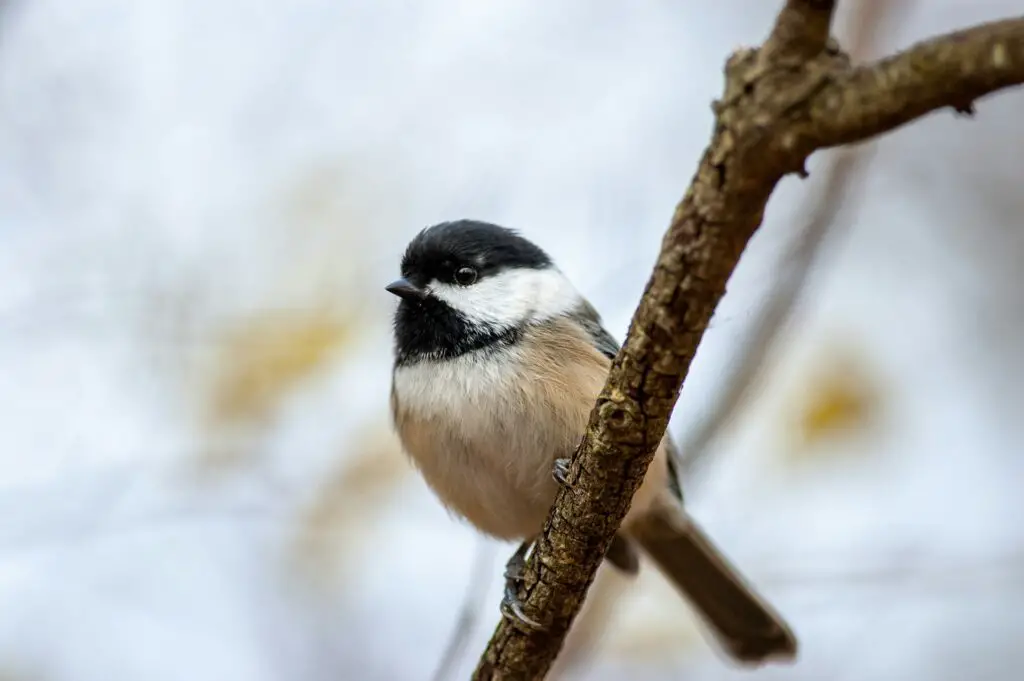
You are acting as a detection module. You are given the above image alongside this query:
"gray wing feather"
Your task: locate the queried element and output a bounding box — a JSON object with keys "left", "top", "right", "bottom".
{"left": 570, "top": 300, "right": 622, "bottom": 361}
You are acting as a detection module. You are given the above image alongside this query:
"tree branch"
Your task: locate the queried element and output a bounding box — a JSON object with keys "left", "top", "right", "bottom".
{"left": 804, "top": 18, "right": 1024, "bottom": 148}
{"left": 473, "top": 6, "right": 1024, "bottom": 680}
{"left": 764, "top": 0, "right": 837, "bottom": 62}
{"left": 676, "top": 0, "right": 908, "bottom": 482}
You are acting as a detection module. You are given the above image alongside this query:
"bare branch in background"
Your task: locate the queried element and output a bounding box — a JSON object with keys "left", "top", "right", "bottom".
{"left": 473, "top": 2, "right": 1024, "bottom": 678}
{"left": 429, "top": 539, "right": 496, "bottom": 681}
{"left": 677, "top": 0, "right": 910, "bottom": 482}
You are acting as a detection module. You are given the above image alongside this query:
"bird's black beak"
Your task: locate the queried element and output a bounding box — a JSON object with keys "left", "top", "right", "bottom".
{"left": 385, "top": 278, "right": 428, "bottom": 302}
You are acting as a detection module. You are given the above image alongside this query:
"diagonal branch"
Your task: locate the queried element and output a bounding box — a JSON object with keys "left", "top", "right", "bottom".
{"left": 676, "top": 0, "right": 909, "bottom": 482}
{"left": 474, "top": 7, "right": 1024, "bottom": 681}
{"left": 677, "top": 145, "right": 870, "bottom": 482}
{"left": 764, "top": 0, "right": 837, "bottom": 61}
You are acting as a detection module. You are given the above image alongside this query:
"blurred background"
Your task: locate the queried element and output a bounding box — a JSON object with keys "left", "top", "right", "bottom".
{"left": 1, "top": 1, "right": 1022, "bottom": 679}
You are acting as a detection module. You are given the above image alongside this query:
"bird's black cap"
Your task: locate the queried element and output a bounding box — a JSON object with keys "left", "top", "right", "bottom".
{"left": 399, "top": 220, "right": 552, "bottom": 288}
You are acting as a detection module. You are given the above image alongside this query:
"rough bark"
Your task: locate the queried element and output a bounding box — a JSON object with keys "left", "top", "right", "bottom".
{"left": 473, "top": 2, "right": 1024, "bottom": 679}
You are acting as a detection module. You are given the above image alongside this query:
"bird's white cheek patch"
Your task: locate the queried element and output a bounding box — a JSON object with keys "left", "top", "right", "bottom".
{"left": 429, "top": 268, "right": 580, "bottom": 329}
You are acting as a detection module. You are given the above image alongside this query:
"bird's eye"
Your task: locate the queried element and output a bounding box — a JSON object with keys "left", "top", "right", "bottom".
{"left": 454, "top": 266, "right": 477, "bottom": 286}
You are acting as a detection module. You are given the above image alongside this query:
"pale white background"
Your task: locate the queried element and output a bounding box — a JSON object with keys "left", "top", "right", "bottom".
{"left": 1, "top": 1, "right": 1022, "bottom": 680}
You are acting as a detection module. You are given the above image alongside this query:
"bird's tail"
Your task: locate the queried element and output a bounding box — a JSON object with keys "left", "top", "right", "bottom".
{"left": 629, "top": 500, "right": 798, "bottom": 666}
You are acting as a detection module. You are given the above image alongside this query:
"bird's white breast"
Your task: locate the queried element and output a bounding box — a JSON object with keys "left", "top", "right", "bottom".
{"left": 392, "top": 346, "right": 524, "bottom": 427}
{"left": 390, "top": 342, "right": 566, "bottom": 539}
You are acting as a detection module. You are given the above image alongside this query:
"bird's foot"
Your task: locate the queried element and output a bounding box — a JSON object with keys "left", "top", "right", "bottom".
{"left": 552, "top": 457, "right": 571, "bottom": 486}
{"left": 500, "top": 540, "right": 543, "bottom": 630}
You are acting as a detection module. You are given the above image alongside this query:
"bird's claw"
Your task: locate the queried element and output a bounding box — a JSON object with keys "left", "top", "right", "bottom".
{"left": 553, "top": 457, "right": 571, "bottom": 486}
{"left": 500, "top": 540, "right": 544, "bottom": 630}
{"left": 500, "top": 583, "right": 543, "bottom": 630}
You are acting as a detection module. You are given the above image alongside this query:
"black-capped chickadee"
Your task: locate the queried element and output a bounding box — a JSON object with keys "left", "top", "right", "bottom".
{"left": 387, "top": 220, "right": 797, "bottom": 665}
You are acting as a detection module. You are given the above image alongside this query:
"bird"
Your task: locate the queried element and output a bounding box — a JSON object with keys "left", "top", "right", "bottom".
{"left": 385, "top": 219, "right": 797, "bottom": 665}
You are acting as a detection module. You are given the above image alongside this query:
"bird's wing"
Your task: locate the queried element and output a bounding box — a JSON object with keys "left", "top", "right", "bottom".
{"left": 569, "top": 300, "right": 685, "bottom": 502}
{"left": 571, "top": 299, "right": 621, "bottom": 361}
